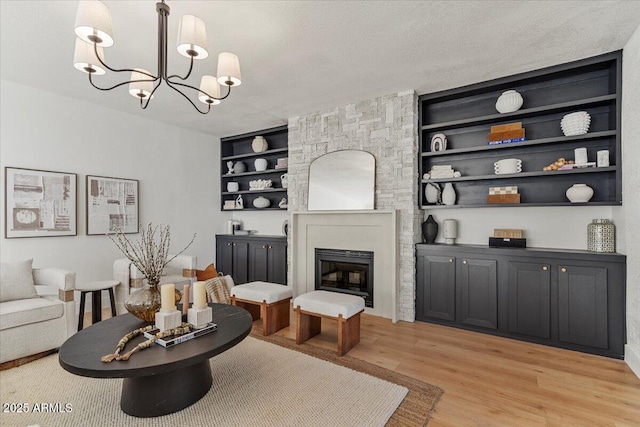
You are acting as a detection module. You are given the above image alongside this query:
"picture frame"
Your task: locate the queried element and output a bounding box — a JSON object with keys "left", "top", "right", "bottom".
{"left": 4, "top": 167, "right": 77, "bottom": 238}
{"left": 86, "top": 175, "right": 139, "bottom": 235}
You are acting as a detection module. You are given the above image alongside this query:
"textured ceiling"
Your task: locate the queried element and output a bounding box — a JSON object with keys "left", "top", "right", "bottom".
{"left": 1, "top": 1, "right": 639, "bottom": 138}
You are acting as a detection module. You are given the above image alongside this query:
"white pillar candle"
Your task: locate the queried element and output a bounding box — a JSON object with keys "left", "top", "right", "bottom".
{"left": 160, "top": 283, "right": 176, "bottom": 311}
{"left": 182, "top": 284, "right": 190, "bottom": 315}
{"left": 193, "top": 281, "right": 207, "bottom": 309}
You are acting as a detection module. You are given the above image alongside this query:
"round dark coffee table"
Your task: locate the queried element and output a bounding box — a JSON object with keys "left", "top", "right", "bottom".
{"left": 59, "top": 303, "right": 252, "bottom": 417}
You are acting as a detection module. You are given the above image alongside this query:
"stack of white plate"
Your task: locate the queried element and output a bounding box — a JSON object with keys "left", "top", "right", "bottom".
{"left": 561, "top": 111, "right": 591, "bottom": 136}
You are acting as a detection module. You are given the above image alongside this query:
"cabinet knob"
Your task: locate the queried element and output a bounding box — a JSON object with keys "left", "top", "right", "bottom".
{"left": 262, "top": 245, "right": 267, "bottom": 249}
{"left": 542, "top": 266, "right": 548, "bottom": 271}
{"left": 268, "top": 246, "right": 273, "bottom": 249}
{"left": 561, "top": 267, "right": 567, "bottom": 273}
{"left": 227, "top": 242, "right": 232, "bottom": 246}
{"left": 463, "top": 260, "right": 467, "bottom": 264}
{"left": 448, "top": 258, "right": 453, "bottom": 263}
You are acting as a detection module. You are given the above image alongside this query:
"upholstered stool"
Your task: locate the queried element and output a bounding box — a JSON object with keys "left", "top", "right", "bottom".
{"left": 77, "top": 280, "right": 119, "bottom": 330}
{"left": 293, "top": 290, "right": 365, "bottom": 356}
{"left": 230, "top": 281, "right": 292, "bottom": 336}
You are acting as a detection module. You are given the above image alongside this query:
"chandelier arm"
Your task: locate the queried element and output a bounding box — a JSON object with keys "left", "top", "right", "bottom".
{"left": 88, "top": 72, "right": 159, "bottom": 92}
{"left": 92, "top": 43, "right": 159, "bottom": 79}
{"left": 165, "top": 80, "right": 211, "bottom": 114}
{"left": 139, "top": 79, "right": 164, "bottom": 110}
{"left": 166, "top": 56, "right": 195, "bottom": 81}
{"left": 166, "top": 79, "right": 232, "bottom": 101}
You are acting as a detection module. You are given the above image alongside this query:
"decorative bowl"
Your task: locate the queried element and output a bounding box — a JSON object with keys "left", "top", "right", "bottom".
{"left": 253, "top": 196, "right": 270, "bottom": 209}
{"left": 561, "top": 111, "right": 591, "bottom": 136}
{"left": 495, "top": 90, "right": 523, "bottom": 114}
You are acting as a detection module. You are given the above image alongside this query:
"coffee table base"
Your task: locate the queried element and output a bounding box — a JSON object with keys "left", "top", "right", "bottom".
{"left": 120, "top": 360, "right": 213, "bottom": 417}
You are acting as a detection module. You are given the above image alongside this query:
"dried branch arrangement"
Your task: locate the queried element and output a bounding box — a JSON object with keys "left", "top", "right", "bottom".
{"left": 108, "top": 223, "right": 196, "bottom": 284}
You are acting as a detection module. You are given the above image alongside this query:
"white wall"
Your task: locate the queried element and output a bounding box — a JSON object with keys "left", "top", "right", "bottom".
{"left": 1, "top": 80, "right": 227, "bottom": 307}
{"left": 622, "top": 25, "right": 640, "bottom": 378}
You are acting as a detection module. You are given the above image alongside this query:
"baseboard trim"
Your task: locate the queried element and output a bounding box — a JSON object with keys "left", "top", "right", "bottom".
{"left": 624, "top": 344, "right": 640, "bottom": 379}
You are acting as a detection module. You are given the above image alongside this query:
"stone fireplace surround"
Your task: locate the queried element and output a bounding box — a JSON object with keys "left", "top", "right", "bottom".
{"left": 286, "top": 90, "right": 420, "bottom": 322}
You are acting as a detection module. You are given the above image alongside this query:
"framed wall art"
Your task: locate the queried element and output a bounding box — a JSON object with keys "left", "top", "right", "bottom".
{"left": 4, "top": 167, "right": 77, "bottom": 238}
{"left": 86, "top": 175, "right": 139, "bottom": 235}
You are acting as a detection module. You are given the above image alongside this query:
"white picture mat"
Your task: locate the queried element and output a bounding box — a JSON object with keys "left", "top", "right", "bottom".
{"left": 86, "top": 175, "right": 138, "bottom": 235}
{"left": 4, "top": 167, "right": 77, "bottom": 238}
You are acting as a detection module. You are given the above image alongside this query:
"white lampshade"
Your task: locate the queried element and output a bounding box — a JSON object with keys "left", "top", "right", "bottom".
{"left": 128, "top": 69, "right": 154, "bottom": 99}
{"left": 74, "top": 0, "right": 114, "bottom": 47}
{"left": 216, "top": 52, "right": 242, "bottom": 86}
{"left": 73, "top": 38, "right": 106, "bottom": 75}
{"left": 177, "top": 15, "right": 208, "bottom": 59}
{"left": 198, "top": 76, "right": 221, "bottom": 105}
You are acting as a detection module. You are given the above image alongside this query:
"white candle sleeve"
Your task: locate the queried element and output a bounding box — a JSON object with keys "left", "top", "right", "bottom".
{"left": 161, "top": 283, "right": 176, "bottom": 311}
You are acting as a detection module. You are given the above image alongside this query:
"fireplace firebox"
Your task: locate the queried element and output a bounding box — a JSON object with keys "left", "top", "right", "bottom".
{"left": 315, "top": 248, "right": 373, "bottom": 307}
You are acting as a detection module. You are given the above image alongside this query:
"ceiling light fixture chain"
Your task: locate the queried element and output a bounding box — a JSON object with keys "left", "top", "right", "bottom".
{"left": 73, "top": 0, "right": 242, "bottom": 114}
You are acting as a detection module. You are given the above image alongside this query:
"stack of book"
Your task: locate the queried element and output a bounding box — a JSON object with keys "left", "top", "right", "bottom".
{"left": 487, "top": 186, "right": 520, "bottom": 204}
{"left": 275, "top": 157, "right": 288, "bottom": 169}
{"left": 427, "top": 165, "right": 456, "bottom": 179}
{"left": 488, "top": 122, "right": 526, "bottom": 145}
{"left": 489, "top": 228, "right": 526, "bottom": 248}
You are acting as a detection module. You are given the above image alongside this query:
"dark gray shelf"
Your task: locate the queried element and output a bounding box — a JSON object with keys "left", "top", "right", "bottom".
{"left": 222, "top": 168, "right": 287, "bottom": 178}
{"left": 221, "top": 147, "right": 288, "bottom": 161}
{"left": 421, "top": 130, "right": 617, "bottom": 158}
{"left": 222, "top": 188, "right": 287, "bottom": 195}
{"left": 421, "top": 94, "right": 616, "bottom": 131}
{"left": 422, "top": 166, "right": 616, "bottom": 183}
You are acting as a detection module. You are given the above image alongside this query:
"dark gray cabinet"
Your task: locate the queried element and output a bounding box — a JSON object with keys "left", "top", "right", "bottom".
{"left": 216, "top": 235, "right": 287, "bottom": 285}
{"left": 416, "top": 254, "right": 497, "bottom": 331}
{"left": 507, "top": 261, "right": 551, "bottom": 339}
{"left": 418, "top": 51, "right": 622, "bottom": 209}
{"left": 248, "top": 241, "right": 287, "bottom": 284}
{"left": 416, "top": 244, "right": 626, "bottom": 358}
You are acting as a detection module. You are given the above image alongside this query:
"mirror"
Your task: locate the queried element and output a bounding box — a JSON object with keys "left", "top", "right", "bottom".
{"left": 308, "top": 150, "right": 375, "bottom": 210}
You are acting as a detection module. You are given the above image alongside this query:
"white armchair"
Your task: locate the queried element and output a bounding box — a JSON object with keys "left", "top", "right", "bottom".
{"left": 113, "top": 255, "right": 197, "bottom": 315}
{"left": 0, "top": 264, "right": 76, "bottom": 364}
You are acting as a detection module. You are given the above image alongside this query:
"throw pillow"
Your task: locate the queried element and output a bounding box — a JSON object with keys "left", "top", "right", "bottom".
{"left": 0, "top": 259, "right": 38, "bottom": 302}
{"left": 204, "top": 276, "right": 231, "bottom": 305}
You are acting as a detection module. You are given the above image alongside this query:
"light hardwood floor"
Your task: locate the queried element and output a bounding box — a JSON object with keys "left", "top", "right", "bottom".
{"left": 83, "top": 308, "right": 640, "bottom": 426}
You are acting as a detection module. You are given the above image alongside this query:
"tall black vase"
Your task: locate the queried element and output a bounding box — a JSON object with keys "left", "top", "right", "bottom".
{"left": 422, "top": 215, "right": 438, "bottom": 244}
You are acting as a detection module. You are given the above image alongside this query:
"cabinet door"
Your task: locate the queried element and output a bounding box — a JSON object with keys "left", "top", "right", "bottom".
{"left": 216, "top": 238, "right": 234, "bottom": 278}
{"left": 507, "top": 261, "right": 551, "bottom": 338}
{"left": 231, "top": 241, "right": 249, "bottom": 284}
{"left": 416, "top": 254, "right": 456, "bottom": 322}
{"left": 267, "top": 241, "right": 287, "bottom": 285}
{"left": 459, "top": 258, "right": 497, "bottom": 330}
{"left": 248, "top": 242, "right": 269, "bottom": 282}
{"left": 558, "top": 265, "right": 608, "bottom": 349}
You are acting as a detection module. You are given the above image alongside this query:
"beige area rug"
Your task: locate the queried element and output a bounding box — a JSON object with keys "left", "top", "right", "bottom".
{"left": 250, "top": 326, "right": 443, "bottom": 426}
{"left": 0, "top": 337, "right": 409, "bottom": 427}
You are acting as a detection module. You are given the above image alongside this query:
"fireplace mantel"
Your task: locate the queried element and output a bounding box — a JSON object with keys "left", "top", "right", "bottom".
{"left": 291, "top": 210, "right": 398, "bottom": 322}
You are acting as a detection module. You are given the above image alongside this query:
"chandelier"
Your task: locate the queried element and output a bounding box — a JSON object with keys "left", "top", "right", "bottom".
{"left": 73, "top": 0, "right": 241, "bottom": 114}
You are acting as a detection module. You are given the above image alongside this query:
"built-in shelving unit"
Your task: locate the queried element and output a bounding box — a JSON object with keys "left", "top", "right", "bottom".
{"left": 220, "top": 125, "right": 288, "bottom": 211}
{"left": 418, "top": 51, "right": 622, "bottom": 209}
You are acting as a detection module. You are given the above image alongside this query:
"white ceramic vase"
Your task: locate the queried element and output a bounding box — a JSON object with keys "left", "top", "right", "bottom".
{"left": 425, "top": 183, "right": 439, "bottom": 204}
{"left": 442, "top": 183, "right": 456, "bottom": 206}
{"left": 566, "top": 184, "right": 594, "bottom": 203}
{"left": 495, "top": 90, "right": 523, "bottom": 114}
{"left": 254, "top": 158, "right": 268, "bottom": 171}
{"left": 252, "top": 136, "right": 268, "bottom": 153}
{"left": 442, "top": 219, "right": 458, "bottom": 244}
{"left": 280, "top": 173, "right": 288, "bottom": 189}
{"left": 233, "top": 161, "right": 246, "bottom": 173}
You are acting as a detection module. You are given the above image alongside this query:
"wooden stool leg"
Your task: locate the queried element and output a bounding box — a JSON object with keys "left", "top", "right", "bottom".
{"left": 232, "top": 297, "right": 261, "bottom": 321}
{"left": 108, "top": 287, "right": 117, "bottom": 317}
{"left": 78, "top": 291, "right": 87, "bottom": 331}
{"left": 296, "top": 307, "right": 321, "bottom": 345}
{"left": 262, "top": 298, "right": 291, "bottom": 336}
{"left": 337, "top": 312, "right": 361, "bottom": 356}
{"left": 91, "top": 290, "right": 102, "bottom": 324}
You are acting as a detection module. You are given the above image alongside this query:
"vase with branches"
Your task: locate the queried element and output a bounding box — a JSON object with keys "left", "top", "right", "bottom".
{"left": 109, "top": 223, "right": 196, "bottom": 321}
